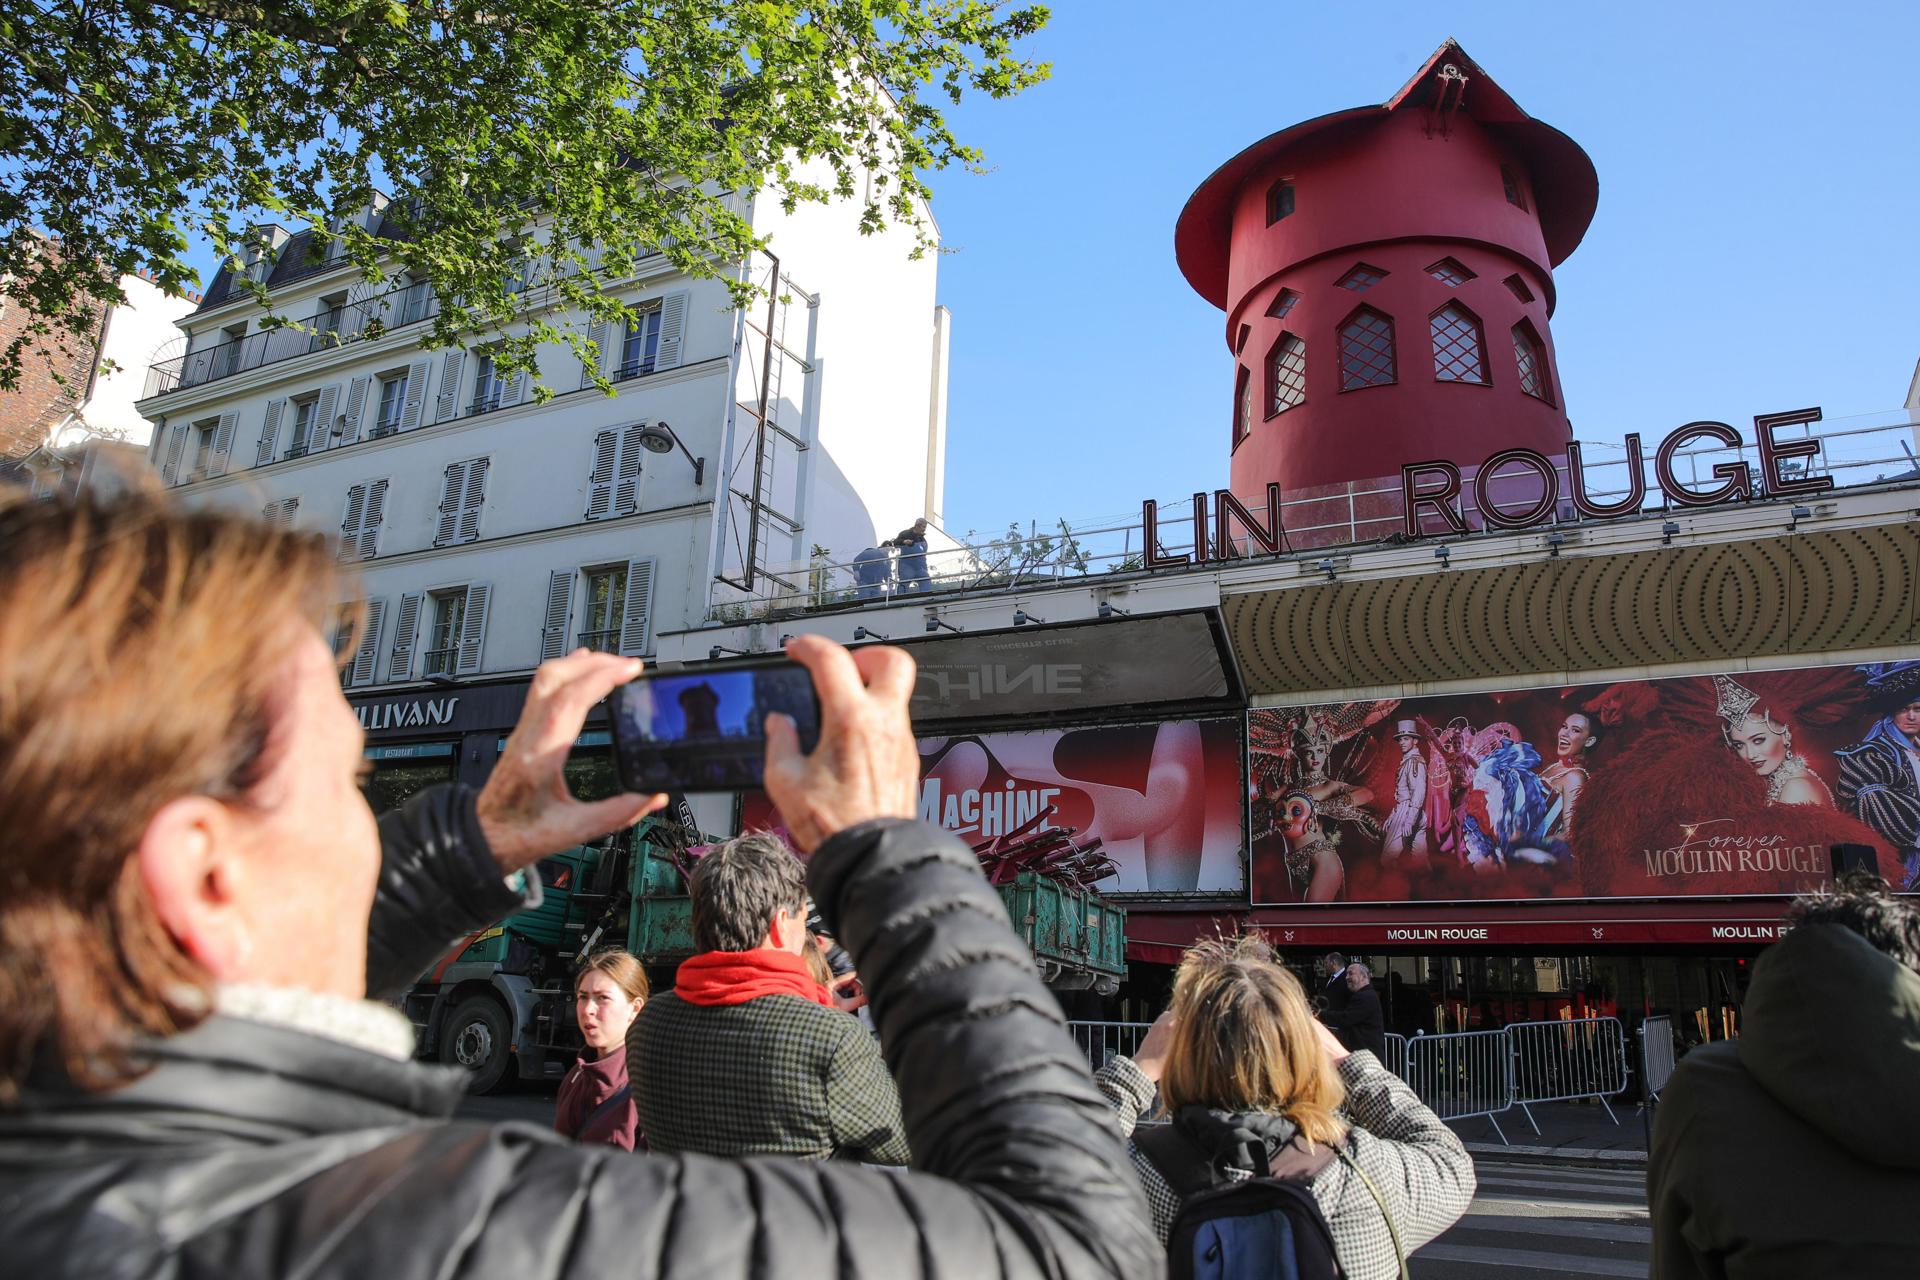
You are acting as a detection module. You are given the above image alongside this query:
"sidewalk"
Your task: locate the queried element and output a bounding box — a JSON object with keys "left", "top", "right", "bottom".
{"left": 1447, "top": 1097, "right": 1650, "bottom": 1165}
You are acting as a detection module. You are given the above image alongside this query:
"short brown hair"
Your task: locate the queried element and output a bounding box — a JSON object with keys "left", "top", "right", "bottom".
{"left": 575, "top": 948, "right": 650, "bottom": 1003}
{"left": 687, "top": 832, "right": 806, "bottom": 953}
{"left": 0, "top": 488, "right": 349, "bottom": 1101}
{"left": 1160, "top": 936, "right": 1347, "bottom": 1148}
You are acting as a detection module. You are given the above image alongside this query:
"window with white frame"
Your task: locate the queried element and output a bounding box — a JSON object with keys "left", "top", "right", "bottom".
{"left": 371, "top": 370, "right": 408, "bottom": 437}
{"left": 579, "top": 565, "right": 628, "bottom": 652}
{"left": 288, "top": 395, "right": 318, "bottom": 459}
{"left": 423, "top": 589, "right": 467, "bottom": 677}
{"left": 189, "top": 418, "right": 219, "bottom": 478}
{"left": 618, "top": 307, "right": 663, "bottom": 380}
{"left": 471, "top": 351, "right": 503, "bottom": 414}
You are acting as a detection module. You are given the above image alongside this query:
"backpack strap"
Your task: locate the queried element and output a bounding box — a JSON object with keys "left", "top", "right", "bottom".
{"left": 1335, "top": 1143, "right": 1409, "bottom": 1280}
{"left": 572, "top": 1082, "right": 632, "bottom": 1141}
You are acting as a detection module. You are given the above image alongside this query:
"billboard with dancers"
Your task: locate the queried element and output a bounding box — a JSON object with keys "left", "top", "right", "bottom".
{"left": 1247, "top": 661, "right": 1920, "bottom": 905}
{"left": 738, "top": 717, "right": 1247, "bottom": 894}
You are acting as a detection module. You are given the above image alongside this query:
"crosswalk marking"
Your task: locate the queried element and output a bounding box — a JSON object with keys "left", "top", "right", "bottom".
{"left": 1414, "top": 1243, "right": 1647, "bottom": 1277}
{"left": 1414, "top": 1160, "right": 1649, "bottom": 1278}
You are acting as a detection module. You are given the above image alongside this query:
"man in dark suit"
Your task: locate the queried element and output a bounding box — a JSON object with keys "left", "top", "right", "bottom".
{"left": 1321, "top": 962, "right": 1387, "bottom": 1062}
{"left": 1319, "top": 952, "right": 1351, "bottom": 1017}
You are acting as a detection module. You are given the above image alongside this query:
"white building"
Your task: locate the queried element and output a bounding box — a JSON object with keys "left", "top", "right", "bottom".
{"left": 137, "top": 182, "right": 950, "bottom": 698}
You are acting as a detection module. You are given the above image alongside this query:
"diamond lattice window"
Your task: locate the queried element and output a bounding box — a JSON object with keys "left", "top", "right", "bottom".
{"left": 1426, "top": 258, "right": 1473, "bottom": 287}
{"left": 1233, "top": 366, "right": 1252, "bottom": 446}
{"left": 1503, "top": 274, "right": 1535, "bottom": 304}
{"left": 1268, "top": 334, "right": 1306, "bottom": 415}
{"left": 1267, "top": 289, "right": 1300, "bottom": 320}
{"left": 1338, "top": 310, "right": 1395, "bottom": 389}
{"left": 1266, "top": 181, "right": 1296, "bottom": 225}
{"left": 1430, "top": 305, "right": 1486, "bottom": 384}
{"left": 1513, "top": 324, "right": 1548, "bottom": 401}
{"left": 1336, "top": 264, "right": 1386, "bottom": 292}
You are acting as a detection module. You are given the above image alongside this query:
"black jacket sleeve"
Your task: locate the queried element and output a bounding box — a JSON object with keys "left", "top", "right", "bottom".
{"left": 317, "top": 819, "right": 1162, "bottom": 1279}
{"left": 364, "top": 784, "right": 533, "bottom": 1000}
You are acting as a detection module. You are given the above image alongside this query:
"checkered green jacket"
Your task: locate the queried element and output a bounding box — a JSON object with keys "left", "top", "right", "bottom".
{"left": 630, "top": 990, "right": 910, "bottom": 1164}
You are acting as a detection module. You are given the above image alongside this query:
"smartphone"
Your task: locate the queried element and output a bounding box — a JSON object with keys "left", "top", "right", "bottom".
{"left": 606, "top": 658, "right": 821, "bottom": 793}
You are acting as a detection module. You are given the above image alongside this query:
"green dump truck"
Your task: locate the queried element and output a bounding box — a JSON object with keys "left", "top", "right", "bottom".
{"left": 405, "top": 818, "right": 1128, "bottom": 1092}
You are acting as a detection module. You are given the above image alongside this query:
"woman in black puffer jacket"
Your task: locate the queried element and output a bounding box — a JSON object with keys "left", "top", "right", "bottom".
{"left": 0, "top": 494, "right": 1157, "bottom": 1280}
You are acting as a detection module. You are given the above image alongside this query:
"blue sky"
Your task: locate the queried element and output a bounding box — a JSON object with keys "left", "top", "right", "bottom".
{"left": 924, "top": 1, "right": 1920, "bottom": 537}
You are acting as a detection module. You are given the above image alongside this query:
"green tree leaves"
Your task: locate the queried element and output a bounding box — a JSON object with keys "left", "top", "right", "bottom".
{"left": 0, "top": 0, "right": 1049, "bottom": 392}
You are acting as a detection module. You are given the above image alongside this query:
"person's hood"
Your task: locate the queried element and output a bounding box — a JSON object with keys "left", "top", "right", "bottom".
{"left": 1740, "top": 923, "right": 1920, "bottom": 1168}
{"left": 1170, "top": 1104, "right": 1301, "bottom": 1174}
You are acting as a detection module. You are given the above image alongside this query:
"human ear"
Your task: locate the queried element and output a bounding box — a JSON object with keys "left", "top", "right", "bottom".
{"left": 136, "top": 796, "right": 253, "bottom": 979}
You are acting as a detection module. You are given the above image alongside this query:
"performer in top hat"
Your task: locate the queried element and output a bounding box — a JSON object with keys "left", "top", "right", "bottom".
{"left": 1380, "top": 719, "right": 1431, "bottom": 868}
{"left": 1836, "top": 661, "right": 1920, "bottom": 889}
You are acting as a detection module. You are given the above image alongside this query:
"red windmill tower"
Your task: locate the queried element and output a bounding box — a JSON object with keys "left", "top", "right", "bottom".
{"left": 1174, "top": 39, "right": 1599, "bottom": 546}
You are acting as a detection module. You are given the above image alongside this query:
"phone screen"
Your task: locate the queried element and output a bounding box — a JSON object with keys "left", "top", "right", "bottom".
{"left": 607, "top": 660, "right": 821, "bottom": 793}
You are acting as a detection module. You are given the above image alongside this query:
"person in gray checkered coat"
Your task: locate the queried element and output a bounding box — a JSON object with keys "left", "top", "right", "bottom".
{"left": 1095, "top": 937, "right": 1474, "bottom": 1280}
{"left": 631, "top": 831, "right": 909, "bottom": 1162}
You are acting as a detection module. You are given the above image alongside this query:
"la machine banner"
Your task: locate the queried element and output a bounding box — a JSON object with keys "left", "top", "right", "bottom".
{"left": 739, "top": 718, "right": 1247, "bottom": 894}
{"left": 1248, "top": 660, "right": 1920, "bottom": 906}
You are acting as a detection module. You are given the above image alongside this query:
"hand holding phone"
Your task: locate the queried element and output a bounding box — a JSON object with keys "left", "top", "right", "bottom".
{"left": 762, "top": 635, "right": 919, "bottom": 854}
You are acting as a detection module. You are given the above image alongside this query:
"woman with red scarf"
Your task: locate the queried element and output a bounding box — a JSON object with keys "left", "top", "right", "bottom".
{"left": 554, "top": 949, "right": 649, "bottom": 1150}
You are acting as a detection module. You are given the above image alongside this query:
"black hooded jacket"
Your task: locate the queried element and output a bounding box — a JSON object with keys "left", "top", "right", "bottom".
{"left": 1649, "top": 923, "right": 1920, "bottom": 1278}
{"left": 0, "top": 786, "right": 1159, "bottom": 1280}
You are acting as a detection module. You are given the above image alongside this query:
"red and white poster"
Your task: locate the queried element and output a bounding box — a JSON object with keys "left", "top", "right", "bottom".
{"left": 739, "top": 717, "right": 1247, "bottom": 893}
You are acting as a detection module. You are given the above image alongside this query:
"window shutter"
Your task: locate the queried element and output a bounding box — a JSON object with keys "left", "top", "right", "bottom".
{"left": 540, "top": 570, "right": 575, "bottom": 661}
{"left": 455, "top": 581, "right": 492, "bottom": 674}
{"left": 434, "top": 462, "right": 464, "bottom": 546}
{"left": 435, "top": 350, "right": 466, "bottom": 422}
{"left": 398, "top": 358, "right": 433, "bottom": 431}
{"left": 161, "top": 423, "right": 188, "bottom": 484}
{"left": 349, "top": 597, "right": 388, "bottom": 687}
{"left": 357, "top": 478, "right": 389, "bottom": 558}
{"left": 614, "top": 423, "right": 645, "bottom": 514}
{"left": 255, "top": 398, "right": 287, "bottom": 467}
{"left": 208, "top": 411, "right": 239, "bottom": 476}
{"left": 339, "top": 482, "right": 368, "bottom": 558}
{"left": 457, "top": 458, "right": 489, "bottom": 543}
{"left": 582, "top": 319, "right": 610, "bottom": 387}
{"left": 309, "top": 384, "right": 340, "bottom": 453}
{"left": 262, "top": 497, "right": 299, "bottom": 527}
{"left": 339, "top": 374, "right": 372, "bottom": 443}
{"left": 502, "top": 368, "right": 529, "bottom": 408}
{"left": 617, "top": 558, "right": 656, "bottom": 656}
{"left": 655, "top": 290, "right": 689, "bottom": 370}
{"left": 387, "top": 591, "right": 424, "bottom": 680}
{"left": 586, "top": 429, "right": 617, "bottom": 519}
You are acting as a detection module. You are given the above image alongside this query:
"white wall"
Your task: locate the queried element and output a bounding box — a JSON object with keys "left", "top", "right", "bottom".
{"left": 51, "top": 274, "right": 195, "bottom": 449}
{"left": 749, "top": 161, "right": 944, "bottom": 566}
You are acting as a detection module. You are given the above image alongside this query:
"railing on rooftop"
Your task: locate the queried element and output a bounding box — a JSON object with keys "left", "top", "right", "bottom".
{"left": 708, "top": 410, "right": 1920, "bottom": 622}
{"left": 144, "top": 278, "right": 439, "bottom": 398}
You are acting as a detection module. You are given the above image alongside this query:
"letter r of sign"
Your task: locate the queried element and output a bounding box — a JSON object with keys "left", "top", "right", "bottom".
{"left": 1402, "top": 460, "right": 1467, "bottom": 537}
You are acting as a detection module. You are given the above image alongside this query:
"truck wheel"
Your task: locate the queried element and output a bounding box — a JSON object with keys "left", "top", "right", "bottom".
{"left": 441, "top": 996, "right": 512, "bottom": 1094}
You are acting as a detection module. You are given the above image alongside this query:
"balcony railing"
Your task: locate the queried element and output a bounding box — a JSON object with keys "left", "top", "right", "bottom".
{"left": 423, "top": 646, "right": 459, "bottom": 677}
{"left": 709, "top": 409, "right": 1920, "bottom": 620}
{"left": 144, "top": 280, "right": 438, "bottom": 398}
{"left": 577, "top": 628, "right": 621, "bottom": 652}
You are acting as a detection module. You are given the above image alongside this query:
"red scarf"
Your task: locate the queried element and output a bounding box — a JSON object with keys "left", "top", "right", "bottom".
{"left": 673, "top": 949, "right": 832, "bottom": 1008}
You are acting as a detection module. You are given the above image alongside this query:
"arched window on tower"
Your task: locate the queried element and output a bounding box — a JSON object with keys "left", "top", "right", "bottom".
{"left": 1337, "top": 307, "right": 1395, "bottom": 390}
{"left": 1430, "top": 303, "right": 1487, "bottom": 385}
{"left": 1266, "top": 180, "right": 1295, "bottom": 226}
{"left": 1232, "top": 364, "right": 1253, "bottom": 448}
{"left": 1512, "top": 321, "right": 1553, "bottom": 405}
{"left": 1266, "top": 333, "right": 1306, "bottom": 418}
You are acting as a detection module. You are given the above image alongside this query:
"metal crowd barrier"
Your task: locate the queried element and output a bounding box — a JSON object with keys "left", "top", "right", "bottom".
{"left": 1504, "top": 1016, "right": 1629, "bottom": 1133}
{"left": 1401, "top": 1028, "right": 1514, "bottom": 1145}
{"left": 1065, "top": 1019, "right": 1152, "bottom": 1070}
{"left": 1638, "top": 1015, "right": 1677, "bottom": 1103}
{"left": 1381, "top": 1032, "right": 1408, "bottom": 1079}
